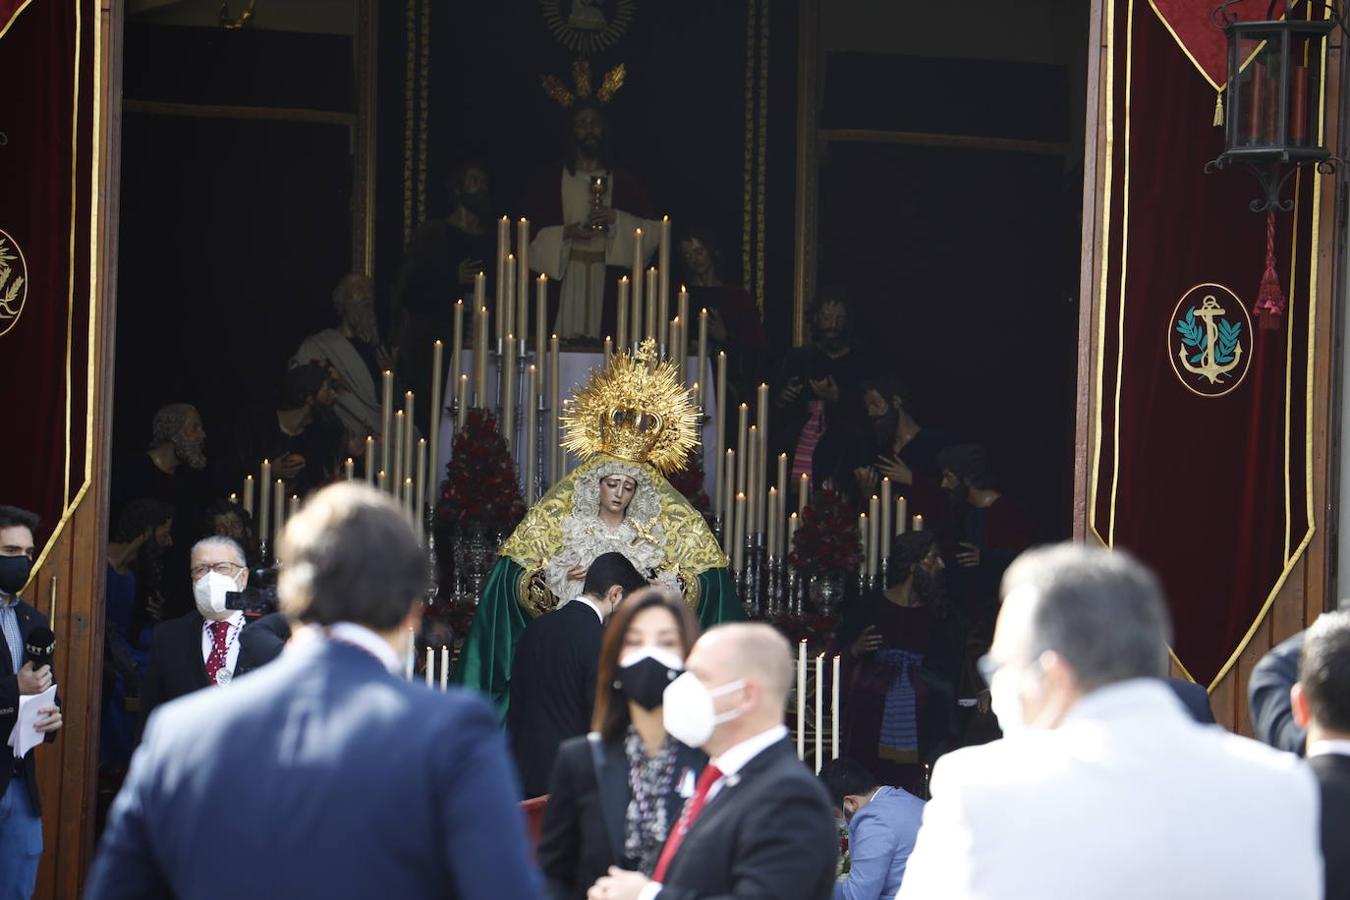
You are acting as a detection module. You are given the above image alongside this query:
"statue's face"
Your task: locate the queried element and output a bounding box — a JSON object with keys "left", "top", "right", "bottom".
{"left": 599, "top": 474, "right": 638, "bottom": 517}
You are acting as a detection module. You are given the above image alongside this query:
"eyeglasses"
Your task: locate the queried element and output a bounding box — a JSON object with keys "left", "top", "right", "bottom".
{"left": 190, "top": 561, "right": 243, "bottom": 579}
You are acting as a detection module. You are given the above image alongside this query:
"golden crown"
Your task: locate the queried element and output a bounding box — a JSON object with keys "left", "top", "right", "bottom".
{"left": 561, "top": 339, "right": 698, "bottom": 473}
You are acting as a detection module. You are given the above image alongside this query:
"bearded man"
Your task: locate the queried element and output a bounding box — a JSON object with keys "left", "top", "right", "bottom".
{"left": 292, "top": 274, "right": 387, "bottom": 444}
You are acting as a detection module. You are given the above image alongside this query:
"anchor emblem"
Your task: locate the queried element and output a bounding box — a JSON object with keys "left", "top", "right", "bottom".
{"left": 1168, "top": 285, "right": 1251, "bottom": 398}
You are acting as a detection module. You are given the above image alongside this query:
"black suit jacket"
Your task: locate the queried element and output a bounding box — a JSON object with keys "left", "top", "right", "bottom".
{"left": 0, "top": 598, "right": 56, "bottom": 815}
{"left": 657, "top": 737, "right": 838, "bottom": 900}
{"left": 508, "top": 600, "right": 604, "bottom": 798}
{"left": 140, "top": 610, "right": 273, "bottom": 729}
{"left": 1249, "top": 631, "right": 1306, "bottom": 754}
{"left": 1166, "top": 677, "right": 1216, "bottom": 724}
{"left": 1312, "top": 753, "right": 1350, "bottom": 900}
{"left": 539, "top": 733, "right": 705, "bottom": 899}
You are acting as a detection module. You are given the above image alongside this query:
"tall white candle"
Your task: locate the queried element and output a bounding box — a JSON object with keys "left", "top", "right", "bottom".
{"left": 604, "top": 335, "right": 613, "bottom": 363}
{"left": 517, "top": 218, "right": 530, "bottom": 344}
{"left": 259, "top": 460, "right": 272, "bottom": 545}
{"left": 723, "top": 449, "right": 736, "bottom": 554}
{"left": 524, "top": 365, "right": 537, "bottom": 503}
{"left": 428, "top": 340, "right": 442, "bottom": 504}
{"left": 440, "top": 646, "right": 450, "bottom": 691}
{"left": 733, "top": 492, "right": 746, "bottom": 573}
{"left": 380, "top": 370, "right": 393, "bottom": 478}
{"left": 896, "top": 496, "right": 908, "bottom": 536}
{"left": 344, "top": 457, "right": 355, "bottom": 481}
{"left": 503, "top": 254, "right": 516, "bottom": 343}
{"left": 646, "top": 267, "right": 659, "bottom": 343}
{"left": 815, "top": 654, "right": 823, "bottom": 774}
{"left": 242, "top": 474, "right": 254, "bottom": 517}
{"left": 714, "top": 352, "right": 727, "bottom": 494}
{"left": 631, "top": 228, "right": 644, "bottom": 331}
{"left": 788, "top": 512, "right": 799, "bottom": 558}
{"left": 698, "top": 310, "right": 709, "bottom": 410}
{"left": 415, "top": 438, "right": 427, "bottom": 530}
{"left": 767, "top": 488, "right": 779, "bottom": 559}
{"left": 868, "top": 495, "right": 880, "bottom": 576}
{"left": 881, "top": 478, "right": 892, "bottom": 560}
{"left": 736, "top": 403, "right": 749, "bottom": 496}
{"left": 831, "top": 655, "right": 841, "bottom": 759}
{"left": 746, "top": 426, "right": 759, "bottom": 536}
{"left": 797, "top": 641, "right": 807, "bottom": 761}
{"left": 659, "top": 215, "right": 671, "bottom": 335}
{"left": 495, "top": 216, "right": 509, "bottom": 343}
{"left": 549, "top": 334, "right": 561, "bottom": 483}
{"left": 425, "top": 647, "right": 434, "bottom": 687}
{"left": 501, "top": 335, "right": 517, "bottom": 452}
{"left": 535, "top": 275, "right": 548, "bottom": 391}
{"left": 272, "top": 479, "right": 284, "bottom": 548}
{"left": 450, "top": 300, "right": 463, "bottom": 406}
{"left": 755, "top": 383, "right": 770, "bottom": 536}
{"left": 799, "top": 473, "right": 810, "bottom": 514}
{"left": 475, "top": 305, "right": 489, "bottom": 407}
{"left": 377, "top": 470, "right": 387, "bottom": 493}
{"left": 392, "top": 411, "right": 405, "bottom": 493}
{"left": 365, "top": 436, "right": 375, "bottom": 484}
{"left": 403, "top": 391, "right": 415, "bottom": 498}
{"left": 456, "top": 375, "right": 469, "bottom": 429}
{"left": 617, "top": 276, "right": 629, "bottom": 351}
{"left": 912, "top": 514, "right": 924, "bottom": 532}
{"left": 858, "top": 514, "right": 868, "bottom": 575}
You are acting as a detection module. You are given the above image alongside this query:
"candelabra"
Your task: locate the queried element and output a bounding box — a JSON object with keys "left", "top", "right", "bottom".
{"left": 424, "top": 505, "right": 440, "bottom": 605}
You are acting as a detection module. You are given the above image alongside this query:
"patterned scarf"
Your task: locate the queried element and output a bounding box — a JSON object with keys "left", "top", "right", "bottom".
{"left": 623, "top": 726, "right": 678, "bottom": 873}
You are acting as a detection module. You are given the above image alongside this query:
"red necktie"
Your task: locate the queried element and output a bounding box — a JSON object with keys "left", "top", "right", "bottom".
{"left": 651, "top": 763, "right": 724, "bottom": 883}
{"left": 205, "top": 620, "right": 231, "bottom": 685}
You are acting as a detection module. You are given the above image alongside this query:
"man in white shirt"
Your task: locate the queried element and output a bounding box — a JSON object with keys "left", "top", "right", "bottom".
{"left": 1291, "top": 610, "right": 1350, "bottom": 899}
{"left": 897, "top": 543, "right": 1323, "bottom": 900}
{"left": 140, "top": 536, "right": 274, "bottom": 728}
{"left": 590, "top": 623, "right": 838, "bottom": 900}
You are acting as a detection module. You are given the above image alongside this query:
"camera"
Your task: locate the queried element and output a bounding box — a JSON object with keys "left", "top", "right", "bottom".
{"left": 226, "top": 564, "right": 281, "bottom": 618}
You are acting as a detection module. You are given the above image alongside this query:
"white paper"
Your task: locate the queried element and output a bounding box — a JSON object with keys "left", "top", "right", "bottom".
{"left": 7, "top": 685, "right": 56, "bottom": 758}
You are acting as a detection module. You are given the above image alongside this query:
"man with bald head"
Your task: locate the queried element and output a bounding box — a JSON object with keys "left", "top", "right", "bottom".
{"left": 291, "top": 273, "right": 387, "bottom": 447}
{"left": 897, "top": 543, "right": 1322, "bottom": 900}
{"left": 589, "top": 623, "right": 838, "bottom": 900}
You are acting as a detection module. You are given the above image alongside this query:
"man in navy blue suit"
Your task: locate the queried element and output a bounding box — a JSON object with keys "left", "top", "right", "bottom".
{"left": 86, "top": 482, "right": 540, "bottom": 899}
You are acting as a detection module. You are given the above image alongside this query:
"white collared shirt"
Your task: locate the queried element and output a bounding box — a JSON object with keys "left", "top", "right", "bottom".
{"left": 200, "top": 611, "right": 245, "bottom": 675}
{"left": 706, "top": 723, "right": 789, "bottom": 803}
{"left": 321, "top": 621, "right": 403, "bottom": 674}
{"left": 573, "top": 594, "right": 605, "bottom": 624}
{"left": 1308, "top": 738, "right": 1350, "bottom": 758}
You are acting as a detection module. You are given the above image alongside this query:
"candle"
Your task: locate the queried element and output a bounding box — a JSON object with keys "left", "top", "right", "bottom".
{"left": 549, "top": 334, "right": 561, "bottom": 482}
{"left": 868, "top": 495, "right": 880, "bottom": 576}
{"left": 456, "top": 375, "right": 469, "bottom": 429}
{"left": 496, "top": 216, "right": 509, "bottom": 343}
{"left": 380, "top": 370, "right": 393, "bottom": 478}
{"left": 896, "top": 496, "right": 908, "bottom": 536}
{"left": 776, "top": 452, "right": 788, "bottom": 497}
{"left": 912, "top": 514, "right": 924, "bottom": 532}
{"left": 736, "top": 403, "right": 749, "bottom": 496}
{"left": 723, "top": 449, "right": 736, "bottom": 555}
{"left": 881, "top": 478, "right": 893, "bottom": 558}
{"left": 450, "top": 300, "right": 463, "bottom": 405}
{"left": 714, "top": 352, "right": 726, "bottom": 494}
{"left": 392, "top": 410, "right": 405, "bottom": 493}
{"left": 659, "top": 215, "right": 671, "bottom": 335}
{"left": 440, "top": 646, "right": 450, "bottom": 691}
{"left": 404, "top": 477, "right": 414, "bottom": 517}
{"left": 503, "top": 254, "right": 516, "bottom": 343}
{"left": 604, "top": 335, "right": 613, "bottom": 362}
{"left": 799, "top": 473, "right": 810, "bottom": 513}
{"left": 425, "top": 646, "right": 435, "bottom": 686}
{"left": 831, "top": 655, "right": 841, "bottom": 760}
{"left": 746, "top": 426, "right": 759, "bottom": 536}
{"left": 377, "top": 470, "right": 387, "bottom": 492}
{"left": 631, "top": 228, "right": 644, "bottom": 332}
{"left": 405, "top": 627, "right": 415, "bottom": 680}
{"left": 501, "top": 335, "right": 517, "bottom": 451}
{"left": 403, "top": 391, "right": 415, "bottom": 498}
{"left": 768, "top": 487, "right": 779, "bottom": 559}
{"left": 364, "top": 435, "right": 375, "bottom": 484}
{"left": 815, "top": 654, "right": 823, "bottom": 774}
{"left": 788, "top": 512, "right": 799, "bottom": 558}
{"left": 617, "top": 276, "right": 630, "bottom": 351}
{"left": 667, "top": 317, "right": 679, "bottom": 372}
{"left": 288, "top": 493, "right": 299, "bottom": 521}
{"left": 755, "top": 383, "right": 769, "bottom": 536}
{"left": 228, "top": 492, "right": 237, "bottom": 505}
{"left": 272, "top": 479, "right": 284, "bottom": 547}
{"left": 475, "top": 306, "right": 489, "bottom": 407}
{"left": 525, "top": 365, "right": 537, "bottom": 504}
{"left": 258, "top": 460, "right": 272, "bottom": 545}
{"left": 858, "top": 513, "right": 868, "bottom": 575}
{"left": 242, "top": 475, "right": 254, "bottom": 517}
{"left": 697, "top": 309, "right": 709, "bottom": 407}
{"left": 517, "top": 218, "right": 530, "bottom": 344}
{"left": 646, "top": 267, "right": 659, "bottom": 343}
{"left": 428, "top": 339, "right": 442, "bottom": 502}
{"left": 797, "top": 641, "right": 807, "bottom": 761}
{"left": 535, "top": 275, "right": 548, "bottom": 389}
{"left": 733, "top": 492, "right": 747, "bottom": 573}
{"left": 344, "top": 457, "right": 355, "bottom": 481}
{"left": 415, "top": 438, "right": 427, "bottom": 525}
{"left": 676, "top": 285, "right": 689, "bottom": 383}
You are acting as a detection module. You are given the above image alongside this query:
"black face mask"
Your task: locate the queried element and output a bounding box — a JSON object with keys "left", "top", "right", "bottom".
{"left": 617, "top": 648, "right": 684, "bottom": 711}
{"left": 0, "top": 555, "right": 32, "bottom": 595}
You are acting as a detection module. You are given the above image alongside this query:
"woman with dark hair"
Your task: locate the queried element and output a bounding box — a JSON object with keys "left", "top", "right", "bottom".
{"left": 832, "top": 530, "right": 963, "bottom": 796}
{"left": 537, "top": 587, "right": 705, "bottom": 899}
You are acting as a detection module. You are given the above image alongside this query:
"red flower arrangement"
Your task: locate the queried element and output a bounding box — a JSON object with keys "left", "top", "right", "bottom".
{"left": 665, "top": 453, "right": 710, "bottom": 513}
{"left": 437, "top": 408, "right": 526, "bottom": 528}
{"left": 788, "top": 487, "right": 862, "bottom": 575}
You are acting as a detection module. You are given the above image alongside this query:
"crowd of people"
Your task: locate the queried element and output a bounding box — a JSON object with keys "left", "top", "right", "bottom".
{"left": 0, "top": 480, "right": 1339, "bottom": 898}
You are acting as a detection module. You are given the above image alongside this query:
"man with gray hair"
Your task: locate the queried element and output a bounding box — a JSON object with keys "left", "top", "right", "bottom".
{"left": 897, "top": 543, "right": 1322, "bottom": 900}
{"left": 139, "top": 535, "right": 276, "bottom": 728}
{"left": 88, "top": 483, "right": 538, "bottom": 897}
{"left": 590, "top": 622, "right": 838, "bottom": 900}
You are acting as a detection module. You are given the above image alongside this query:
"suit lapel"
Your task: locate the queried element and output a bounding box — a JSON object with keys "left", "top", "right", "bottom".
{"left": 590, "top": 736, "right": 630, "bottom": 863}
{"left": 693, "top": 738, "right": 792, "bottom": 825}
{"left": 183, "top": 613, "right": 211, "bottom": 690}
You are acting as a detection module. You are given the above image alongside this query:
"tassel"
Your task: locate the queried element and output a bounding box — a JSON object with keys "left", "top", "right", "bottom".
{"left": 1253, "top": 209, "right": 1285, "bottom": 331}
{"left": 1214, "top": 91, "right": 1225, "bottom": 127}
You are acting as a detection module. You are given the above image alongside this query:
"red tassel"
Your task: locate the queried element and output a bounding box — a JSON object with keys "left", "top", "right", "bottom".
{"left": 1253, "top": 209, "right": 1284, "bottom": 331}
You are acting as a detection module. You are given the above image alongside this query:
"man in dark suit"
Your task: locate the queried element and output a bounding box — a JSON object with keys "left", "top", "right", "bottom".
{"left": 510, "top": 551, "right": 647, "bottom": 797}
{"left": 590, "top": 623, "right": 838, "bottom": 900}
{"left": 86, "top": 483, "right": 539, "bottom": 898}
{"left": 1251, "top": 630, "right": 1308, "bottom": 754}
{"left": 1291, "top": 611, "right": 1350, "bottom": 900}
{"left": 1166, "top": 676, "right": 1216, "bottom": 724}
{"left": 139, "top": 535, "right": 279, "bottom": 728}
{"left": 0, "top": 506, "right": 63, "bottom": 897}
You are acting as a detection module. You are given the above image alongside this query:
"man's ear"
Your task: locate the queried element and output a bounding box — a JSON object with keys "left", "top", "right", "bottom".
{"left": 606, "top": 585, "right": 625, "bottom": 609}
{"left": 1291, "top": 682, "right": 1312, "bottom": 729}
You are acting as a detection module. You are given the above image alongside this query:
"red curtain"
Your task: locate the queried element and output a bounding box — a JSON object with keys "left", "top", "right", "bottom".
{"left": 1091, "top": 2, "right": 1314, "bottom": 685}
{"left": 0, "top": 0, "right": 97, "bottom": 550}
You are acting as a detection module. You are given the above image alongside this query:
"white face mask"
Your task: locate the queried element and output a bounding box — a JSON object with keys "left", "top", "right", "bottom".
{"left": 193, "top": 571, "right": 240, "bottom": 621}
{"left": 662, "top": 671, "right": 745, "bottom": 749}
{"left": 989, "top": 666, "right": 1028, "bottom": 737}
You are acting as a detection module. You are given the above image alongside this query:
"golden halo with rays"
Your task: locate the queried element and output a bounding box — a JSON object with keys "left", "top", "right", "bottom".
{"left": 561, "top": 338, "right": 699, "bottom": 474}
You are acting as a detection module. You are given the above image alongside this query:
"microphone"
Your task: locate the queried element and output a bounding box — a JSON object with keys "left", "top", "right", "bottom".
{"left": 24, "top": 626, "right": 55, "bottom": 670}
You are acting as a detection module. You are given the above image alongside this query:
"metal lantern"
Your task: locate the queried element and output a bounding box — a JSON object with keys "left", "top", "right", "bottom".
{"left": 1206, "top": 1, "right": 1337, "bottom": 212}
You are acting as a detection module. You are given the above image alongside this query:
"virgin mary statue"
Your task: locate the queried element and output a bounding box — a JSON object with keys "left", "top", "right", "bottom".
{"left": 455, "top": 341, "right": 741, "bottom": 717}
